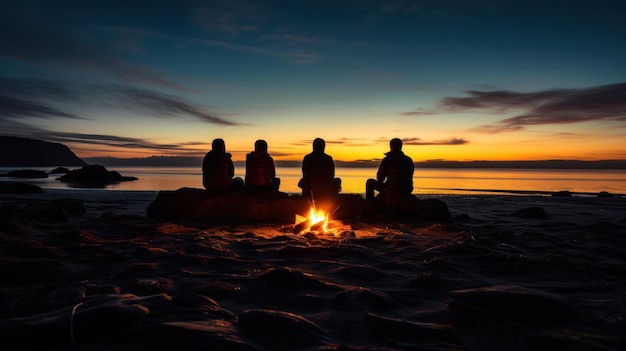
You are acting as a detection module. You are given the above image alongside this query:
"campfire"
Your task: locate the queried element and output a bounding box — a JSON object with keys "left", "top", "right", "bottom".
{"left": 292, "top": 204, "right": 349, "bottom": 236}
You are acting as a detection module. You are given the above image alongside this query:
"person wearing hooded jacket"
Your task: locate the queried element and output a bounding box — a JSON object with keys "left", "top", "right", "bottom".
{"left": 298, "top": 138, "right": 341, "bottom": 198}
{"left": 202, "top": 138, "right": 243, "bottom": 192}
{"left": 245, "top": 139, "right": 280, "bottom": 191}
{"left": 366, "top": 138, "right": 414, "bottom": 200}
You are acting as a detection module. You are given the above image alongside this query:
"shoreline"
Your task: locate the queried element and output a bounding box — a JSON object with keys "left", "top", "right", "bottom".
{"left": 2, "top": 186, "right": 624, "bottom": 224}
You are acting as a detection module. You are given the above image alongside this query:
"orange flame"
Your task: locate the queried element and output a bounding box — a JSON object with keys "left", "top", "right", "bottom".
{"left": 291, "top": 205, "right": 354, "bottom": 237}
{"left": 308, "top": 207, "right": 329, "bottom": 233}
{"left": 294, "top": 206, "right": 330, "bottom": 234}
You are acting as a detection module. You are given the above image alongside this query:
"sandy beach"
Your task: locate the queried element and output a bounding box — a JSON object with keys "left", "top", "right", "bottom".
{"left": 1, "top": 189, "right": 625, "bottom": 350}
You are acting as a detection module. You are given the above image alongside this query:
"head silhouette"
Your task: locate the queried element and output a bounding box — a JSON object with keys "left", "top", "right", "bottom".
{"left": 212, "top": 138, "right": 226, "bottom": 153}
{"left": 390, "top": 138, "right": 402, "bottom": 152}
{"left": 254, "top": 139, "right": 268, "bottom": 153}
{"left": 312, "top": 138, "right": 325, "bottom": 153}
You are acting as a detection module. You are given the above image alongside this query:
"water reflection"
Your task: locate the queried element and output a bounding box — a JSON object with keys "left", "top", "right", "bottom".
{"left": 2, "top": 167, "right": 625, "bottom": 195}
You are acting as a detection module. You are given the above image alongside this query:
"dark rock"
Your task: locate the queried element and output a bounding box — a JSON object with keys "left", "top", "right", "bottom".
{"left": 58, "top": 165, "right": 138, "bottom": 186}
{"left": 147, "top": 187, "right": 451, "bottom": 223}
{"left": 597, "top": 191, "right": 615, "bottom": 198}
{"left": 511, "top": 206, "right": 546, "bottom": 219}
{"left": 7, "top": 169, "right": 49, "bottom": 178}
{"left": 0, "top": 181, "right": 44, "bottom": 194}
{"left": 375, "top": 193, "right": 451, "bottom": 220}
{"left": 552, "top": 190, "right": 572, "bottom": 197}
{"left": 49, "top": 167, "right": 70, "bottom": 174}
{"left": 0, "top": 136, "right": 86, "bottom": 167}
{"left": 147, "top": 188, "right": 377, "bottom": 222}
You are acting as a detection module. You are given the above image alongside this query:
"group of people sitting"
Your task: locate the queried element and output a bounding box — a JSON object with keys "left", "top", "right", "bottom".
{"left": 202, "top": 137, "right": 414, "bottom": 201}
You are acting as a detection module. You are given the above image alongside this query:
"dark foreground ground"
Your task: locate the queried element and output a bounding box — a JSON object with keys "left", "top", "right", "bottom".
{"left": 1, "top": 191, "right": 625, "bottom": 350}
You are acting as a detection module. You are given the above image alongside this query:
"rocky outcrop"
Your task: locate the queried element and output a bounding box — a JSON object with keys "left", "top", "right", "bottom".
{"left": 374, "top": 193, "right": 452, "bottom": 220}
{"left": 49, "top": 167, "right": 70, "bottom": 175}
{"left": 5, "top": 169, "right": 49, "bottom": 178}
{"left": 147, "top": 188, "right": 451, "bottom": 223}
{"left": 0, "top": 136, "right": 86, "bottom": 167}
{"left": 58, "top": 165, "right": 137, "bottom": 186}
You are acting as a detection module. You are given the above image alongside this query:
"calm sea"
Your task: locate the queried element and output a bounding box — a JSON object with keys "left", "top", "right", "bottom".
{"left": 2, "top": 166, "right": 625, "bottom": 196}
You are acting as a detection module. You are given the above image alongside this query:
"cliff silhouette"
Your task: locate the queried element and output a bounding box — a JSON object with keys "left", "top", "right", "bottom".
{"left": 0, "top": 136, "right": 86, "bottom": 167}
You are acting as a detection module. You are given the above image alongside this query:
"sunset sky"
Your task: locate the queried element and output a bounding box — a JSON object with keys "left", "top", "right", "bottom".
{"left": 1, "top": 0, "right": 625, "bottom": 164}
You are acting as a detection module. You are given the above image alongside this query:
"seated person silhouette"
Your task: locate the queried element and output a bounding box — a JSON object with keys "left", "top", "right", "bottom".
{"left": 245, "top": 139, "right": 280, "bottom": 191}
{"left": 366, "top": 138, "right": 414, "bottom": 201}
{"left": 298, "top": 138, "right": 341, "bottom": 200}
{"left": 202, "top": 138, "right": 243, "bottom": 192}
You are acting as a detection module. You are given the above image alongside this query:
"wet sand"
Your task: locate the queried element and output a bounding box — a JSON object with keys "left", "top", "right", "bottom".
{"left": 1, "top": 190, "right": 625, "bottom": 350}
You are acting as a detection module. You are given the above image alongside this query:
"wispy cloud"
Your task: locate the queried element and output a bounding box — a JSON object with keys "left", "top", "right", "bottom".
{"left": 293, "top": 137, "right": 469, "bottom": 147}
{"left": 193, "top": 0, "right": 266, "bottom": 38}
{"left": 5, "top": 127, "right": 209, "bottom": 156}
{"left": 292, "top": 137, "right": 377, "bottom": 147}
{"left": 355, "top": 0, "right": 471, "bottom": 22}
{"left": 398, "top": 108, "right": 437, "bottom": 116}
{"left": 0, "top": 95, "right": 84, "bottom": 120}
{"left": 93, "top": 85, "right": 243, "bottom": 126}
{"left": 0, "top": 20, "right": 189, "bottom": 91}
{"left": 154, "top": 1, "right": 324, "bottom": 63}
{"left": 440, "top": 82, "right": 626, "bottom": 133}
{"left": 113, "top": 27, "right": 321, "bottom": 64}
{"left": 0, "top": 77, "right": 243, "bottom": 126}
{"left": 375, "top": 137, "right": 469, "bottom": 145}
{"left": 45, "top": 132, "right": 201, "bottom": 152}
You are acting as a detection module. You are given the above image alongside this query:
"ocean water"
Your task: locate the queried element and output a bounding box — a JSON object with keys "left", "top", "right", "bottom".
{"left": 2, "top": 166, "right": 625, "bottom": 196}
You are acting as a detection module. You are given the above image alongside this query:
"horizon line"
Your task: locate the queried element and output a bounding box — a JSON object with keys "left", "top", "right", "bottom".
{"left": 82, "top": 156, "right": 626, "bottom": 169}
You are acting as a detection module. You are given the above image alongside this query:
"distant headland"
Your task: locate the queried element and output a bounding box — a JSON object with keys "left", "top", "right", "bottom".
{"left": 0, "top": 136, "right": 86, "bottom": 167}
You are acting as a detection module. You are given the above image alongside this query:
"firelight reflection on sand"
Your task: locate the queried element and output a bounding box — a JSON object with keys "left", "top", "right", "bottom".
{"left": 291, "top": 205, "right": 361, "bottom": 238}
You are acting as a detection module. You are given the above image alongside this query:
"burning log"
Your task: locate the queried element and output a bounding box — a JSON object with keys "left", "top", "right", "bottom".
{"left": 292, "top": 218, "right": 311, "bottom": 234}
{"left": 309, "top": 221, "right": 325, "bottom": 232}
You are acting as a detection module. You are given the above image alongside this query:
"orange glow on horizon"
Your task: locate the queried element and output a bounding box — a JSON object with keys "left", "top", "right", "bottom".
{"left": 67, "top": 130, "right": 626, "bottom": 162}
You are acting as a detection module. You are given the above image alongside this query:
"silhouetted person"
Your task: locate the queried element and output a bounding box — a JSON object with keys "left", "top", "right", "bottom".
{"left": 202, "top": 138, "right": 243, "bottom": 192}
{"left": 298, "top": 138, "right": 341, "bottom": 199}
{"left": 366, "top": 138, "right": 414, "bottom": 200}
{"left": 245, "top": 139, "right": 280, "bottom": 191}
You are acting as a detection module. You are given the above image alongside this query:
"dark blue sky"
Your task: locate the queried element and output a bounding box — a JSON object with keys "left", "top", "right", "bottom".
{"left": 1, "top": 0, "right": 625, "bottom": 161}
